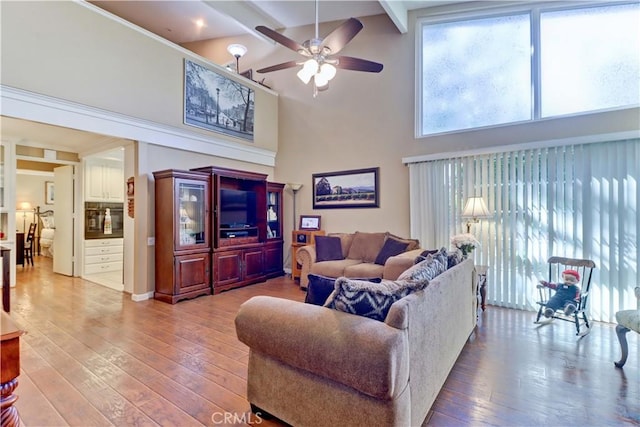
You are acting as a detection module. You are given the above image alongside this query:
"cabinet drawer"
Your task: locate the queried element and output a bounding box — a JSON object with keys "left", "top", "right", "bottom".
{"left": 85, "top": 245, "right": 123, "bottom": 256}
{"left": 85, "top": 238, "right": 123, "bottom": 247}
{"left": 85, "top": 253, "right": 124, "bottom": 265}
{"left": 85, "top": 261, "right": 122, "bottom": 274}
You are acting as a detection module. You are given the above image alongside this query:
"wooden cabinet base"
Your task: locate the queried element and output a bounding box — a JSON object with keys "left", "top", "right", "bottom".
{"left": 154, "top": 251, "right": 212, "bottom": 304}
{"left": 154, "top": 287, "right": 211, "bottom": 304}
{"left": 212, "top": 245, "right": 272, "bottom": 294}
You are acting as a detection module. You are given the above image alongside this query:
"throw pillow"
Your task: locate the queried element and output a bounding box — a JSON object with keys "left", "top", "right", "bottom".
{"left": 374, "top": 237, "right": 410, "bottom": 265}
{"left": 386, "top": 233, "right": 420, "bottom": 251}
{"left": 324, "top": 277, "right": 428, "bottom": 321}
{"left": 347, "top": 232, "right": 387, "bottom": 263}
{"left": 397, "top": 253, "right": 446, "bottom": 284}
{"left": 447, "top": 250, "right": 464, "bottom": 268}
{"left": 315, "top": 236, "right": 344, "bottom": 262}
{"left": 305, "top": 274, "right": 382, "bottom": 306}
{"left": 328, "top": 233, "right": 354, "bottom": 258}
{"left": 414, "top": 248, "right": 439, "bottom": 264}
{"left": 433, "top": 247, "right": 449, "bottom": 269}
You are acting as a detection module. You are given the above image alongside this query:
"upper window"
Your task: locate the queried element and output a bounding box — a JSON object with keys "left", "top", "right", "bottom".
{"left": 417, "top": 2, "right": 640, "bottom": 137}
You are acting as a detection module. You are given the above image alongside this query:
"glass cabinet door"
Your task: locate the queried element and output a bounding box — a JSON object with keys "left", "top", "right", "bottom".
{"left": 176, "top": 179, "right": 208, "bottom": 249}
{"left": 266, "top": 183, "right": 283, "bottom": 240}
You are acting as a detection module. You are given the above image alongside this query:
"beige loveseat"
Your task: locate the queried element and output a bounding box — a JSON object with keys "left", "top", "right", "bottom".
{"left": 296, "top": 231, "right": 422, "bottom": 288}
{"left": 235, "top": 258, "right": 477, "bottom": 427}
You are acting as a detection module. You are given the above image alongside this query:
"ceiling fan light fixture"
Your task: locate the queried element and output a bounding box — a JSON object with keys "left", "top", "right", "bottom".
{"left": 254, "top": 1, "right": 383, "bottom": 97}
{"left": 319, "top": 63, "right": 337, "bottom": 81}
{"left": 297, "top": 59, "right": 318, "bottom": 84}
{"left": 314, "top": 72, "right": 329, "bottom": 88}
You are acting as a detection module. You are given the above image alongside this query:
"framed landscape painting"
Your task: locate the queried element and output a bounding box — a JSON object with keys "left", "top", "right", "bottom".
{"left": 184, "top": 59, "right": 255, "bottom": 141}
{"left": 312, "top": 167, "right": 379, "bottom": 209}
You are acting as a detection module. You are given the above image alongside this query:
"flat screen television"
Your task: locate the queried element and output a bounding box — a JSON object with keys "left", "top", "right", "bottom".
{"left": 220, "top": 189, "right": 257, "bottom": 228}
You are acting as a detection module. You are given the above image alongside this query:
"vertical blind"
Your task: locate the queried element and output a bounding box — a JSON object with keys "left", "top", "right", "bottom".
{"left": 408, "top": 139, "right": 640, "bottom": 322}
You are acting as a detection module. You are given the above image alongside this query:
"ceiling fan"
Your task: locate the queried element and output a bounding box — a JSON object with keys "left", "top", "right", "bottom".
{"left": 255, "top": 0, "right": 383, "bottom": 97}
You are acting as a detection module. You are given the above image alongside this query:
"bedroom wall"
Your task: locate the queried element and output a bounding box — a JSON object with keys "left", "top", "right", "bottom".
{"left": 15, "top": 173, "right": 52, "bottom": 233}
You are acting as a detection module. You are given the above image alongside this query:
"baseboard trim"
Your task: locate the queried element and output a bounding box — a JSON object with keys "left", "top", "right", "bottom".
{"left": 131, "top": 291, "right": 154, "bottom": 302}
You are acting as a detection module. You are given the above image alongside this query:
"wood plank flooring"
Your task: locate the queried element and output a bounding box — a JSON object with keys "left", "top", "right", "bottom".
{"left": 9, "top": 257, "right": 640, "bottom": 426}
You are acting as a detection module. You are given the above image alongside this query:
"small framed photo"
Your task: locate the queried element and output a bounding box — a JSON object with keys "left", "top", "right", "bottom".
{"left": 299, "top": 215, "right": 321, "bottom": 231}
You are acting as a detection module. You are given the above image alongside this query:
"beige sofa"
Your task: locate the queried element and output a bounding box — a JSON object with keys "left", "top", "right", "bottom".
{"left": 296, "top": 231, "right": 422, "bottom": 288}
{"left": 235, "top": 258, "right": 477, "bottom": 427}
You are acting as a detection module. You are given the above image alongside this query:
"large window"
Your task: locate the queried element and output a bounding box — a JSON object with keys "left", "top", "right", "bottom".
{"left": 418, "top": 2, "right": 640, "bottom": 136}
{"left": 408, "top": 139, "right": 640, "bottom": 323}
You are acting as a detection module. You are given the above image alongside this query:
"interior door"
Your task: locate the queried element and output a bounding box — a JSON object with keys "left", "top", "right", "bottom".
{"left": 53, "top": 165, "right": 74, "bottom": 276}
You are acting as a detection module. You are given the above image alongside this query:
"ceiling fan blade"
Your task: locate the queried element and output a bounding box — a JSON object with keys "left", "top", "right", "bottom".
{"left": 335, "top": 56, "right": 383, "bottom": 73}
{"left": 255, "top": 25, "right": 310, "bottom": 56}
{"left": 322, "top": 18, "right": 363, "bottom": 55}
{"left": 256, "top": 61, "right": 300, "bottom": 74}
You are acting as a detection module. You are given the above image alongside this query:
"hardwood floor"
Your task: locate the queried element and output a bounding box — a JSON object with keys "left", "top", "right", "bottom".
{"left": 9, "top": 257, "right": 640, "bottom": 426}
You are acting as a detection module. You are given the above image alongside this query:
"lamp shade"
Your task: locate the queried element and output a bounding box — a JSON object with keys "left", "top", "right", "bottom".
{"left": 227, "top": 44, "right": 247, "bottom": 58}
{"left": 297, "top": 59, "right": 318, "bottom": 85}
{"left": 462, "top": 197, "right": 491, "bottom": 219}
{"left": 19, "top": 202, "right": 32, "bottom": 211}
{"left": 319, "top": 63, "right": 337, "bottom": 81}
{"left": 287, "top": 183, "right": 303, "bottom": 192}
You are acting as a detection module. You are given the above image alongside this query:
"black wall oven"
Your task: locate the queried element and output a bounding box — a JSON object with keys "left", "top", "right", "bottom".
{"left": 85, "top": 202, "right": 124, "bottom": 239}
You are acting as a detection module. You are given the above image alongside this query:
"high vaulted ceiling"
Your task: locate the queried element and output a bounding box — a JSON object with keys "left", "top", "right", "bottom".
{"left": 89, "top": 0, "right": 455, "bottom": 44}
{"left": 4, "top": 0, "right": 459, "bottom": 157}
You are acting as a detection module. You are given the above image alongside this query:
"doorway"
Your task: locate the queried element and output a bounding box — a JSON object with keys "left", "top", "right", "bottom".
{"left": 8, "top": 118, "right": 130, "bottom": 292}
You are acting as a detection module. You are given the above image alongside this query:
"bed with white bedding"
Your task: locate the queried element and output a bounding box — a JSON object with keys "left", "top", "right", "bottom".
{"left": 37, "top": 209, "right": 55, "bottom": 257}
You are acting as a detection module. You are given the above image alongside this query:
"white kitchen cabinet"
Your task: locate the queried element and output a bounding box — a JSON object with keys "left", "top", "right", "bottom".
{"left": 85, "top": 158, "right": 124, "bottom": 202}
{"left": 84, "top": 238, "right": 123, "bottom": 275}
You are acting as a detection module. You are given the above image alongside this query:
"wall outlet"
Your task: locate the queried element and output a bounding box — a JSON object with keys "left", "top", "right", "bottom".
{"left": 147, "top": 237, "right": 155, "bottom": 246}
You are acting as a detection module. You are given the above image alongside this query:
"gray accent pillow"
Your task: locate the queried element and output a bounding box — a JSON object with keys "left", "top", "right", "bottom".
{"left": 447, "top": 251, "right": 464, "bottom": 268}
{"left": 414, "top": 248, "right": 439, "bottom": 264}
{"left": 374, "top": 237, "right": 409, "bottom": 265}
{"left": 398, "top": 253, "right": 446, "bottom": 284}
{"left": 305, "top": 274, "right": 382, "bottom": 306}
{"left": 324, "top": 277, "right": 428, "bottom": 321}
{"left": 315, "top": 236, "right": 344, "bottom": 262}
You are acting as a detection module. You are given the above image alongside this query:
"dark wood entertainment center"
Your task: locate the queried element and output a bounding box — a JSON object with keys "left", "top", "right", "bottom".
{"left": 153, "top": 166, "right": 284, "bottom": 303}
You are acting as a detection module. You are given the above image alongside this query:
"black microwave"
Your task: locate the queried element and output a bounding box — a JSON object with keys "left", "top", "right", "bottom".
{"left": 85, "top": 202, "right": 124, "bottom": 239}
